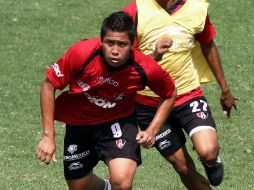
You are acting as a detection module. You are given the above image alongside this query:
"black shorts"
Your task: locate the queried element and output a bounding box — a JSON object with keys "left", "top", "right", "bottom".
{"left": 63, "top": 114, "right": 141, "bottom": 180}
{"left": 136, "top": 96, "right": 216, "bottom": 157}
{"left": 170, "top": 96, "right": 217, "bottom": 137}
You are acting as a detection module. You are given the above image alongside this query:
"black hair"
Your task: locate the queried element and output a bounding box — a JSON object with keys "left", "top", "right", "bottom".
{"left": 100, "top": 11, "right": 136, "bottom": 44}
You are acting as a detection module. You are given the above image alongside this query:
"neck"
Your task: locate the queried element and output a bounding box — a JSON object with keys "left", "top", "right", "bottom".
{"left": 156, "top": 0, "right": 178, "bottom": 9}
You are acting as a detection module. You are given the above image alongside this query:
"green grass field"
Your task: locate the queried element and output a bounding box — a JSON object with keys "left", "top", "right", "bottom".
{"left": 0, "top": 0, "right": 253, "bottom": 189}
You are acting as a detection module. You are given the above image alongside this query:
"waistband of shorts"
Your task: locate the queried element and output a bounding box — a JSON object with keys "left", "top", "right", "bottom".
{"left": 135, "top": 93, "right": 161, "bottom": 108}
{"left": 135, "top": 87, "right": 203, "bottom": 108}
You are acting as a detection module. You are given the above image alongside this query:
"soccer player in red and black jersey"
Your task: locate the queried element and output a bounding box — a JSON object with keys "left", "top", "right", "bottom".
{"left": 36, "top": 11, "right": 176, "bottom": 190}
{"left": 124, "top": 0, "right": 238, "bottom": 189}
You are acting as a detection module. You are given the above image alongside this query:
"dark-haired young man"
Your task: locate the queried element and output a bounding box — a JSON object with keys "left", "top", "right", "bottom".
{"left": 36, "top": 11, "right": 176, "bottom": 190}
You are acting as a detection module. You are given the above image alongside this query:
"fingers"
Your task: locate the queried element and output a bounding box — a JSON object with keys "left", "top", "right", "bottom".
{"left": 36, "top": 150, "right": 51, "bottom": 164}
{"left": 36, "top": 146, "right": 56, "bottom": 165}
{"left": 159, "top": 39, "right": 172, "bottom": 49}
{"left": 156, "top": 38, "right": 173, "bottom": 53}
{"left": 223, "top": 110, "right": 230, "bottom": 118}
{"left": 221, "top": 96, "right": 240, "bottom": 117}
{"left": 233, "top": 97, "right": 240, "bottom": 110}
{"left": 136, "top": 132, "right": 154, "bottom": 149}
{"left": 234, "top": 97, "right": 240, "bottom": 101}
{"left": 52, "top": 152, "right": 57, "bottom": 163}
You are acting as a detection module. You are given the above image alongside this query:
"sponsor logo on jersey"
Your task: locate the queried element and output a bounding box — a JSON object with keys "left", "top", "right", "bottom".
{"left": 148, "top": 26, "right": 194, "bottom": 51}
{"left": 158, "top": 140, "right": 171, "bottom": 150}
{"left": 76, "top": 80, "right": 90, "bottom": 91}
{"left": 116, "top": 139, "right": 126, "bottom": 149}
{"left": 114, "top": 93, "right": 125, "bottom": 101}
{"left": 155, "top": 129, "right": 171, "bottom": 141}
{"left": 67, "top": 144, "right": 77, "bottom": 154}
{"left": 64, "top": 150, "right": 90, "bottom": 161}
{"left": 68, "top": 162, "right": 83, "bottom": 170}
{"left": 97, "top": 76, "right": 119, "bottom": 87}
{"left": 84, "top": 92, "right": 116, "bottom": 109}
{"left": 196, "top": 111, "right": 208, "bottom": 119}
{"left": 52, "top": 63, "right": 64, "bottom": 77}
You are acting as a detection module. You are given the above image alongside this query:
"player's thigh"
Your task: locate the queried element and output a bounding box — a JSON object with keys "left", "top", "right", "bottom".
{"left": 106, "top": 157, "right": 137, "bottom": 187}
{"left": 64, "top": 125, "right": 100, "bottom": 181}
{"left": 135, "top": 102, "right": 157, "bottom": 130}
{"left": 66, "top": 171, "right": 94, "bottom": 190}
{"left": 97, "top": 114, "right": 142, "bottom": 166}
{"left": 154, "top": 119, "right": 186, "bottom": 157}
{"left": 176, "top": 97, "right": 219, "bottom": 155}
{"left": 191, "top": 128, "right": 219, "bottom": 157}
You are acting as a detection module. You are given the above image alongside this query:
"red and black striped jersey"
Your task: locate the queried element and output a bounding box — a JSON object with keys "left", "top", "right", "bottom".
{"left": 46, "top": 38, "right": 175, "bottom": 125}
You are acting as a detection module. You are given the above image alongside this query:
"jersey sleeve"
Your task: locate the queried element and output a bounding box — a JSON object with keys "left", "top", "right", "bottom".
{"left": 123, "top": 1, "right": 139, "bottom": 49}
{"left": 45, "top": 41, "right": 88, "bottom": 90}
{"left": 195, "top": 15, "right": 216, "bottom": 44}
{"left": 145, "top": 58, "right": 176, "bottom": 99}
{"left": 123, "top": 1, "right": 137, "bottom": 20}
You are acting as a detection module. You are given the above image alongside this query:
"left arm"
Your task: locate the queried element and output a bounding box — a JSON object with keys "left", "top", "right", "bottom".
{"left": 136, "top": 91, "right": 176, "bottom": 148}
{"left": 136, "top": 58, "right": 176, "bottom": 148}
{"left": 200, "top": 40, "right": 238, "bottom": 117}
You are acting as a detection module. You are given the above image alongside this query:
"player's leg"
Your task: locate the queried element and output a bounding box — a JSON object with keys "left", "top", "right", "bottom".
{"left": 191, "top": 129, "right": 223, "bottom": 186}
{"left": 97, "top": 114, "right": 141, "bottom": 190}
{"left": 63, "top": 125, "right": 107, "bottom": 190}
{"left": 154, "top": 122, "right": 212, "bottom": 190}
{"left": 191, "top": 128, "right": 219, "bottom": 165}
{"left": 66, "top": 171, "right": 106, "bottom": 190}
{"left": 165, "top": 146, "right": 211, "bottom": 190}
{"left": 136, "top": 103, "right": 212, "bottom": 189}
{"left": 106, "top": 158, "right": 137, "bottom": 190}
{"left": 184, "top": 97, "right": 224, "bottom": 186}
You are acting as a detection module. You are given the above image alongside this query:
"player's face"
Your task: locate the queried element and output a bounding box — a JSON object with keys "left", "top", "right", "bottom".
{"left": 102, "top": 30, "right": 133, "bottom": 67}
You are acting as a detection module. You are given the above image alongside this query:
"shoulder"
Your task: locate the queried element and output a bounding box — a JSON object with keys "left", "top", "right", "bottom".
{"left": 131, "top": 49, "right": 160, "bottom": 72}
{"left": 70, "top": 38, "right": 101, "bottom": 56}
{"left": 63, "top": 38, "right": 101, "bottom": 65}
{"left": 123, "top": 1, "right": 137, "bottom": 20}
{"left": 195, "top": 15, "right": 216, "bottom": 44}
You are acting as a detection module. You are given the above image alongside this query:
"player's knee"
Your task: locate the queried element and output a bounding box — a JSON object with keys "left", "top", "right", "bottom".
{"left": 175, "top": 164, "right": 190, "bottom": 175}
{"left": 111, "top": 182, "right": 132, "bottom": 190}
{"left": 111, "top": 177, "right": 132, "bottom": 190}
{"left": 198, "top": 144, "right": 219, "bottom": 163}
{"left": 169, "top": 159, "right": 193, "bottom": 176}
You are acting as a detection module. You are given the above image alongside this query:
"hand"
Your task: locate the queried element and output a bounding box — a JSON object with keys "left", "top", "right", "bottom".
{"left": 36, "top": 134, "right": 57, "bottom": 164}
{"left": 136, "top": 130, "right": 155, "bottom": 149}
{"left": 153, "top": 37, "right": 173, "bottom": 61}
{"left": 220, "top": 90, "right": 239, "bottom": 117}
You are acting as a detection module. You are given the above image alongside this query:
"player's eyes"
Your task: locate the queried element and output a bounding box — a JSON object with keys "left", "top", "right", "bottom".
{"left": 118, "top": 42, "right": 128, "bottom": 47}
{"left": 106, "top": 41, "right": 115, "bottom": 46}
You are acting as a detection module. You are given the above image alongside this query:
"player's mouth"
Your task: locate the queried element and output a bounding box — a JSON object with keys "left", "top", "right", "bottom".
{"left": 110, "top": 58, "right": 120, "bottom": 64}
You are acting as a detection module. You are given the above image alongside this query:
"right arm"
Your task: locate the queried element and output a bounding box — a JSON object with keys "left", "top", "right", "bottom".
{"left": 36, "top": 78, "right": 57, "bottom": 164}
{"left": 196, "top": 16, "right": 238, "bottom": 117}
{"left": 35, "top": 41, "right": 89, "bottom": 164}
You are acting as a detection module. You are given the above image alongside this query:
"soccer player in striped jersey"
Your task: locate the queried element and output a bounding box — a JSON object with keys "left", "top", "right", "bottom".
{"left": 36, "top": 11, "right": 176, "bottom": 190}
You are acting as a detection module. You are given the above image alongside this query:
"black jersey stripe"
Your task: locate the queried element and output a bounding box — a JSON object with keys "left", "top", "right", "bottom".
{"left": 128, "top": 59, "right": 148, "bottom": 88}
{"left": 77, "top": 49, "right": 102, "bottom": 77}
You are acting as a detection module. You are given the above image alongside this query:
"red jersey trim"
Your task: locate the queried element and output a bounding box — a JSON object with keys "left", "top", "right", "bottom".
{"left": 136, "top": 87, "right": 203, "bottom": 108}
